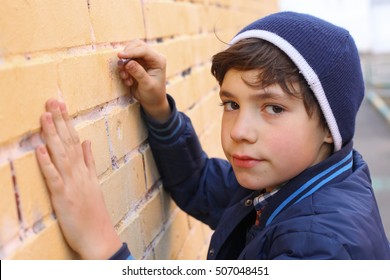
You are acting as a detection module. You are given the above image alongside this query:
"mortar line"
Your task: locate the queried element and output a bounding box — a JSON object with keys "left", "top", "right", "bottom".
{"left": 140, "top": 0, "right": 148, "bottom": 40}
{"left": 9, "top": 160, "right": 26, "bottom": 241}
{"left": 86, "top": 0, "right": 97, "bottom": 48}
{"left": 114, "top": 180, "right": 162, "bottom": 232}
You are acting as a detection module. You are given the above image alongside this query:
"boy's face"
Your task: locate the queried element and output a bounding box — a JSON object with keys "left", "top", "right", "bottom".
{"left": 220, "top": 69, "right": 333, "bottom": 191}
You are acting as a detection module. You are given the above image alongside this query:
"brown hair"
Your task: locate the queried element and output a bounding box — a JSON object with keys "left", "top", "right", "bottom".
{"left": 211, "top": 38, "right": 327, "bottom": 128}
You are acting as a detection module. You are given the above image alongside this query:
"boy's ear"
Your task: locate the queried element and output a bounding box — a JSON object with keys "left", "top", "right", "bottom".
{"left": 323, "top": 127, "right": 334, "bottom": 144}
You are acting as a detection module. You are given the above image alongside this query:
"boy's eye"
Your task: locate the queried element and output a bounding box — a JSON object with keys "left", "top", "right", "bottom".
{"left": 221, "top": 101, "right": 240, "bottom": 111}
{"left": 265, "top": 105, "right": 284, "bottom": 115}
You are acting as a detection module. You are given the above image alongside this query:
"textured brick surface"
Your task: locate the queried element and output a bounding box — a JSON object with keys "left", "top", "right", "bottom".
{"left": 12, "top": 152, "right": 53, "bottom": 230}
{"left": 154, "top": 209, "right": 190, "bottom": 260}
{"left": 100, "top": 152, "right": 146, "bottom": 225}
{"left": 139, "top": 190, "right": 165, "bottom": 247}
{"left": 58, "top": 50, "right": 126, "bottom": 114}
{"left": 0, "top": 59, "right": 57, "bottom": 145}
{"left": 0, "top": 0, "right": 91, "bottom": 55}
{"left": 118, "top": 214, "right": 145, "bottom": 259}
{"left": 0, "top": 0, "right": 278, "bottom": 259}
{"left": 76, "top": 117, "right": 111, "bottom": 176}
{"left": 8, "top": 219, "right": 77, "bottom": 260}
{"left": 88, "top": 0, "right": 145, "bottom": 43}
{"left": 177, "top": 221, "right": 207, "bottom": 259}
{"left": 106, "top": 103, "right": 148, "bottom": 161}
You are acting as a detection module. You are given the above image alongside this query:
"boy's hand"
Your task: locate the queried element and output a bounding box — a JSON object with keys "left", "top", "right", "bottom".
{"left": 36, "top": 99, "right": 122, "bottom": 259}
{"left": 118, "top": 39, "right": 170, "bottom": 122}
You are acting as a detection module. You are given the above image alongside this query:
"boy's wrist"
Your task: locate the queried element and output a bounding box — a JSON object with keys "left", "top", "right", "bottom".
{"left": 141, "top": 94, "right": 186, "bottom": 144}
{"left": 79, "top": 227, "right": 122, "bottom": 260}
{"left": 142, "top": 96, "right": 171, "bottom": 123}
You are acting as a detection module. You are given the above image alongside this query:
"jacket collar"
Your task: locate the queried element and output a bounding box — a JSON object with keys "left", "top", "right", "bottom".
{"left": 259, "top": 141, "right": 354, "bottom": 228}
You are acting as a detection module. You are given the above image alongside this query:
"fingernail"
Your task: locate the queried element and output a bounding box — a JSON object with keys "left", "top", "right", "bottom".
{"left": 49, "top": 100, "right": 59, "bottom": 110}
{"left": 59, "top": 102, "right": 67, "bottom": 113}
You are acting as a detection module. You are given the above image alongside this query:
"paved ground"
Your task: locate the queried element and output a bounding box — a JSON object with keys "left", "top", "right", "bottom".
{"left": 354, "top": 97, "right": 390, "bottom": 237}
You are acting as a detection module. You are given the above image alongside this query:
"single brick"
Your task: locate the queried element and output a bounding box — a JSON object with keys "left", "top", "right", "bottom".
{"left": 0, "top": 163, "right": 20, "bottom": 247}
{"left": 166, "top": 76, "right": 193, "bottom": 112}
{"left": 177, "top": 221, "right": 207, "bottom": 259}
{"left": 0, "top": 0, "right": 91, "bottom": 55}
{"left": 190, "top": 34, "right": 223, "bottom": 66}
{"left": 143, "top": 1, "right": 187, "bottom": 39}
{"left": 198, "top": 240, "right": 210, "bottom": 260}
{"left": 0, "top": 59, "right": 57, "bottom": 145}
{"left": 75, "top": 117, "right": 111, "bottom": 176}
{"left": 117, "top": 214, "right": 145, "bottom": 260}
{"left": 142, "top": 145, "right": 160, "bottom": 190}
{"left": 58, "top": 50, "right": 127, "bottom": 115}
{"left": 12, "top": 151, "right": 53, "bottom": 230}
{"left": 187, "top": 64, "right": 218, "bottom": 102}
{"left": 106, "top": 103, "right": 147, "bottom": 161}
{"left": 100, "top": 152, "right": 146, "bottom": 225}
{"left": 138, "top": 190, "right": 165, "bottom": 247}
{"left": 154, "top": 209, "right": 189, "bottom": 260}
{"left": 152, "top": 38, "right": 194, "bottom": 78}
{"left": 88, "top": 0, "right": 145, "bottom": 43}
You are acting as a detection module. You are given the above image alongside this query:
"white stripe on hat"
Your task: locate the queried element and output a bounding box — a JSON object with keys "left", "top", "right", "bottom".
{"left": 230, "top": 30, "right": 342, "bottom": 151}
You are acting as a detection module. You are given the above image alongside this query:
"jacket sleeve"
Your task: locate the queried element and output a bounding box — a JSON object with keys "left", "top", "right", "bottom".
{"left": 268, "top": 231, "right": 351, "bottom": 260}
{"left": 141, "top": 95, "right": 240, "bottom": 229}
{"left": 108, "top": 243, "right": 135, "bottom": 260}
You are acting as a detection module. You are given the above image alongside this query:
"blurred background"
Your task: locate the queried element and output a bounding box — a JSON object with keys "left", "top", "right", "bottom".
{"left": 279, "top": 0, "right": 390, "bottom": 236}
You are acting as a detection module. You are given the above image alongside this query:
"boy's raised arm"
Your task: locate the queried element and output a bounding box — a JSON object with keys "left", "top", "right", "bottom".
{"left": 117, "top": 39, "right": 170, "bottom": 122}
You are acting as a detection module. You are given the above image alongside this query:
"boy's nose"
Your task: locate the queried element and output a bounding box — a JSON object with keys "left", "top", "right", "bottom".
{"left": 230, "top": 113, "right": 257, "bottom": 143}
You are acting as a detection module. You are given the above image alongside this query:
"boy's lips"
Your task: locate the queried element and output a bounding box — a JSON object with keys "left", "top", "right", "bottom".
{"left": 231, "top": 155, "right": 262, "bottom": 168}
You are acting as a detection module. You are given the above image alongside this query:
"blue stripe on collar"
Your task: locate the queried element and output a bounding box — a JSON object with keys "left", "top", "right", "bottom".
{"left": 265, "top": 151, "right": 353, "bottom": 226}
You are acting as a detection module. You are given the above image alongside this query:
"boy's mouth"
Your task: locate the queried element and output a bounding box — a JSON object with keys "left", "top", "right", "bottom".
{"left": 231, "top": 155, "right": 262, "bottom": 168}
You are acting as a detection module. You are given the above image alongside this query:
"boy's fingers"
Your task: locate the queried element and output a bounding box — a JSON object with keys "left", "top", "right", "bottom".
{"left": 40, "top": 112, "right": 71, "bottom": 177}
{"left": 82, "top": 140, "right": 97, "bottom": 177}
{"left": 45, "top": 99, "right": 73, "bottom": 152}
{"left": 36, "top": 145, "right": 64, "bottom": 194}
{"left": 124, "top": 60, "right": 151, "bottom": 86}
{"left": 117, "top": 39, "right": 145, "bottom": 59}
{"left": 58, "top": 102, "right": 83, "bottom": 159}
{"left": 119, "top": 69, "right": 129, "bottom": 79}
{"left": 118, "top": 40, "right": 166, "bottom": 70}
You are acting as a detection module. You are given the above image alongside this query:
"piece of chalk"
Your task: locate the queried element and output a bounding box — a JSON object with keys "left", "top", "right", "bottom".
{"left": 118, "top": 58, "right": 132, "bottom": 67}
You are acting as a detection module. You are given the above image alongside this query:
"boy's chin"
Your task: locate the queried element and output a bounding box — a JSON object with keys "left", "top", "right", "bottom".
{"left": 236, "top": 178, "right": 271, "bottom": 192}
{"left": 236, "top": 176, "right": 281, "bottom": 192}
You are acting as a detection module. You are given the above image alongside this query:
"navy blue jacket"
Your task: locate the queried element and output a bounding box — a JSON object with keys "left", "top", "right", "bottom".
{"left": 116, "top": 95, "right": 390, "bottom": 260}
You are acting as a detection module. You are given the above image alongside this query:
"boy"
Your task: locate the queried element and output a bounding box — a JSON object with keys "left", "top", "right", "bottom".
{"left": 36, "top": 12, "right": 390, "bottom": 259}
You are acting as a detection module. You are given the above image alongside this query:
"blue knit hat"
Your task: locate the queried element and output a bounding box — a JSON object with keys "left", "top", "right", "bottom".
{"left": 230, "top": 12, "right": 364, "bottom": 151}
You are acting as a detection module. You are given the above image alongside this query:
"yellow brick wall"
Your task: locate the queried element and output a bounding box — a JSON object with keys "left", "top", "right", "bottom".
{"left": 0, "top": 0, "right": 278, "bottom": 260}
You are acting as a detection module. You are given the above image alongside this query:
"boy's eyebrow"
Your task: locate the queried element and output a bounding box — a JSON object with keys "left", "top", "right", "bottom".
{"left": 219, "top": 89, "right": 289, "bottom": 101}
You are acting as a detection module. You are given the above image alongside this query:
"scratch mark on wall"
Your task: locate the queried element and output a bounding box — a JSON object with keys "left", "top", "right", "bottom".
{"left": 104, "top": 115, "right": 119, "bottom": 170}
